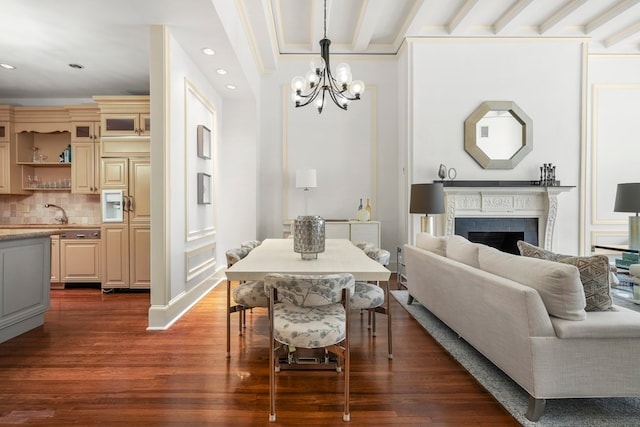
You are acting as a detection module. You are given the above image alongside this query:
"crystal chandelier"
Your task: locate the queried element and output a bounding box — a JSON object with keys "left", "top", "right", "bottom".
{"left": 290, "top": 0, "right": 365, "bottom": 114}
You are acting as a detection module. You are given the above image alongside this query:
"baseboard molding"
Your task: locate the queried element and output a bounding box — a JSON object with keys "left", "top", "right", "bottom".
{"left": 147, "top": 275, "right": 223, "bottom": 330}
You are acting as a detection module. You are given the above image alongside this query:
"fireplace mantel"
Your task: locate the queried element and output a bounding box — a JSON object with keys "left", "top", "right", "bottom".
{"left": 442, "top": 183, "right": 574, "bottom": 250}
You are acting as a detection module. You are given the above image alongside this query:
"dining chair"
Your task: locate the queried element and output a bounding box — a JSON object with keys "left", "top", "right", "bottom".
{"left": 265, "top": 273, "right": 354, "bottom": 423}
{"left": 353, "top": 246, "right": 393, "bottom": 359}
{"left": 225, "top": 247, "right": 268, "bottom": 358}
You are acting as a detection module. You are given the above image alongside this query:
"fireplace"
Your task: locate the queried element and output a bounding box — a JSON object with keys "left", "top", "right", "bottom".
{"left": 442, "top": 182, "right": 572, "bottom": 250}
{"left": 455, "top": 217, "right": 538, "bottom": 254}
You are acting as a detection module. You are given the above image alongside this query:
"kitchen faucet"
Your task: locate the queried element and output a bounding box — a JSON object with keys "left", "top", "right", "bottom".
{"left": 44, "top": 203, "right": 69, "bottom": 224}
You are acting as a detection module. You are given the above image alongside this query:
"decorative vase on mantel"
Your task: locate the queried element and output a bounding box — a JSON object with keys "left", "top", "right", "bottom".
{"left": 293, "top": 215, "right": 325, "bottom": 260}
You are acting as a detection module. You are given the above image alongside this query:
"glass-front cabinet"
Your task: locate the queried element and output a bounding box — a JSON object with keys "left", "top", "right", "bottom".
{"left": 102, "top": 113, "right": 150, "bottom": 136}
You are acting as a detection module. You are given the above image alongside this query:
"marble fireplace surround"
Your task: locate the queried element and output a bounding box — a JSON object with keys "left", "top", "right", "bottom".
{"left": 442, "top": 181, "right": 573, "bottom": 250}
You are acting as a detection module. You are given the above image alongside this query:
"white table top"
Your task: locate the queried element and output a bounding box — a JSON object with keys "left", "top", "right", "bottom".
{"left": 225, "top": 238, "right": 391, "bottom": 282}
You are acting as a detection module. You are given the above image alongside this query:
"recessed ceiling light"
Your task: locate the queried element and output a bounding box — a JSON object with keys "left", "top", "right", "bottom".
{"left": 202, "top": 48, "right": 216, "bottom": 56}
{"left": 0, "top": 63, "right": 16, "bottom": 70}
{"left": 216, "top": 68, "right": 227, "bottom": 75}
{"left": 69, "top": 63, "right": 84, "bottom": 69}
{"left": 226, "top": 84, "right": 237, "bottom": 90}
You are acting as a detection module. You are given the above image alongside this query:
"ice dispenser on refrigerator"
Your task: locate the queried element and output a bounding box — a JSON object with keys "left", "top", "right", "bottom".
{"left": 102, "top": 189, "right": 124, "bottom": 222}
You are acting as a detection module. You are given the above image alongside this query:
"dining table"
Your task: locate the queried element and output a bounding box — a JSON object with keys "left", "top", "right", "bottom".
{"left": 224, "top": 238, "right": 392, "bottom": 357}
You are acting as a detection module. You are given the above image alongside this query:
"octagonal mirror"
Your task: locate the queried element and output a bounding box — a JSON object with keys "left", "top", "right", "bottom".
{"left": 464, "top": 101, "right": 533, "bottom": 169}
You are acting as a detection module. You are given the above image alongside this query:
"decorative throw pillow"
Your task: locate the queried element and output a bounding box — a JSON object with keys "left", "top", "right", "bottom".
{"left": 446, "top": 235, "right": 480, "bottom": 268}
{"left": 516, "top": 241, "right": 612, "bottom": 311}
{"left": 415, "top": 232, "right": 447, "bottom": 257}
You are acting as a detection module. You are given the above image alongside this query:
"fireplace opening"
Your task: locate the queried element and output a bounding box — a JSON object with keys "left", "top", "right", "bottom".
{"left": 468, "top": 231, "right": 523, "bottom": 255}
{"left": 455, "top": 217, "right": 538, "bottom": 254}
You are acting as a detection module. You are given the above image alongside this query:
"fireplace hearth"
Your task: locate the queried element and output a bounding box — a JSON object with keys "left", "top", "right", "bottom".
{"left": 455, "top": 217, "right": 538, "bottom": 254}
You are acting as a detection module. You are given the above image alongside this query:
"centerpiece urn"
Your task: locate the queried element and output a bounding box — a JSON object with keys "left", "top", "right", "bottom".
{"left": 293, "top": 215, "right": 325, "bottom": 260}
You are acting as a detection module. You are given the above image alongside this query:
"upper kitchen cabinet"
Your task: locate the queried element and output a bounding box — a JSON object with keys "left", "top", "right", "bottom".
{"left": 67, "top": 106, "right": 101, "bottom": 194}
{"left": 0, "top": 106, "right": 25, "bottom": 194}
{"left": 93, "top": 95, "right": 150, "bottom": 139}
{"left": 13, "top": 107, "right": 72, "bottom": 191}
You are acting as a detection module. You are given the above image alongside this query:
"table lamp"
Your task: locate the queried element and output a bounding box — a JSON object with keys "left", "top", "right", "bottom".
{"left": 614, "top": 182, "right": 640, "bottom": 250}
{"left": 410, "top": 183, "right": 445, "bottom": 234}
{"left": 296, "top": 169, "right": 317, "bottom": 215}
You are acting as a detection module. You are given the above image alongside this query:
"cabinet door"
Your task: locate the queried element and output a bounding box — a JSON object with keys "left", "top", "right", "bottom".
{"left": 129, "top": 225, "right": 150, "bottom": 289}
{"left": 0, "top": 122, "right": 9, "bottom": 142}
{"left": 50, "top": 236, "right": 60, "bottom": 283}
{"left": 128, "top": 158, "right": 150, "bottom": 224}
{"left": 101, "top": 157, "right": 128, "bottom": 189}
{"left": 0, "top": 143, "right": 10, "bottom": 193}
{"left": 325, "top": 222, "right": 350, "bottom": 239}
{"left": 72, "top": 122, "right": 99, "bottom": 142}
{"left": 350, "top": 222, "right": 380, "bottom": 248}
{"left": 101, "top": 225, "right": 129, "bottom": 288}
{"left": 71, "top": 142, "right": 96, "bottom": 193}
{"left": 60, "top": 240, "right": 101, "bottom": 282}
{"left": 102, "top": 114, "right": 139, "bottom": 136}
{"left": 140, "top": 114, "right": 151, "bottom": 136}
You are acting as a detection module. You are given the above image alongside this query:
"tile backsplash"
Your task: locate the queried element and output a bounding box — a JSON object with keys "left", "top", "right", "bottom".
{"left": 0, "top": 193, "right": 101, "bottom": 225}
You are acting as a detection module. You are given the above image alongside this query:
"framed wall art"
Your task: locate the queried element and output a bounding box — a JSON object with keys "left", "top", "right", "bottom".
{"left": 197, "top": 172, "right": 212, "bottom": 204}
{"left": 197, "top": 124, "right": 211, "bottom": 159}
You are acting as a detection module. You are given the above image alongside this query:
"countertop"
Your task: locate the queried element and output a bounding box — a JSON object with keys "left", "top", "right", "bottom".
{"left": 0, "top": 224, "right": 101, "bottom": 230}
{"left": 0, "top": 228, "right": 61, "bottom": 242}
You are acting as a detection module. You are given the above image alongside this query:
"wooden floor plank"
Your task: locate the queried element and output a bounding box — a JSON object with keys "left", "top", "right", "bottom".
{"left": 0, "top": 280, "right": 519, "bottom": 426}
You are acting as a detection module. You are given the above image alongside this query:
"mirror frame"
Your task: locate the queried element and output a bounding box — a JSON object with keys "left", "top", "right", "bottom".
{"left": 464, "top": 101, "right": 533, "bottom": 169}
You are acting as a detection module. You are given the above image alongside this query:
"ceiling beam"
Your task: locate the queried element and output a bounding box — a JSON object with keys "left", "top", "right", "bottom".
{"left": 604, "top": 20, "right": 640, "bottom": 47}
{"left": 448, "top": 0, "right": 479, "bottom": 34}
{"left": 539, "top": 0, "right": 588, "bottom": 34}
{"left": 353, "top": 0, "right": 384, "bottom": 52}
{"left": 493, "top": 0, "right": 534, "bottom": 34}
{"left": 585, "top": 0, "right": 640, "bottom": 34}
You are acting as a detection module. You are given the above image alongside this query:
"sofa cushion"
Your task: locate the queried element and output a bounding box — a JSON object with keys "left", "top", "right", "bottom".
{"left": 478, "top": 245, "right": 587, "bottom": 321}
{"left": 446, "top": 235, "right": 480, "bottom": 268}
{"left": 517, "top": 241, "right": 612, "bottom": 311}
{"left": 415, "top": 233, "right": 447, "bottom": 256}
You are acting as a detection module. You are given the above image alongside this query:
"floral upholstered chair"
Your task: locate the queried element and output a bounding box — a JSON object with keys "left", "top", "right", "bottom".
{"left": 265, "top": 273, "right": 354, "bottom": 423}
{"left": 351, "top": 246, "right": 393, "bottom": 359}
{"left": 225, "top": 247, "right": 268, "bottom": 358}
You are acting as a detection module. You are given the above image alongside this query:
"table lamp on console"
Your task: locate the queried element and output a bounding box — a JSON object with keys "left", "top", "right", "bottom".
{"left": 410, "top": 182, "right": 445, "bottom": 235}
{"left": 614, "top": 182, "right": 640, "bottom": 250}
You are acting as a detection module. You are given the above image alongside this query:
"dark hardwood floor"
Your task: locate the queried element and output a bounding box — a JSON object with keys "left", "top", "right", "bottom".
{"left": 0, "top": 279, "right": 519, "bottom": 426}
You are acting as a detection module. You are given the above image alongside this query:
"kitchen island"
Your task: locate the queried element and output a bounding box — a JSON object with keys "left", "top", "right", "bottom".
{"left": 0, "top": 229, "right": 55, "bottom": 343}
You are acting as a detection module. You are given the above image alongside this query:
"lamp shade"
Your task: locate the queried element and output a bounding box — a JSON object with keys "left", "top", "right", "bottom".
{"left": 410, "top": 183, "right": 445, "bottom": 214}
{"left": 295, "top": 169, "right": 317, "bottom": 189}
{"left": 614, "top": 183, "right": 640, "bottom": 213}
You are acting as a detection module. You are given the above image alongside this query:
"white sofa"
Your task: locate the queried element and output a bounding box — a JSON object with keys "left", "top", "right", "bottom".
{"left": 403, "top": 233, "right": 640, "bottom": 421}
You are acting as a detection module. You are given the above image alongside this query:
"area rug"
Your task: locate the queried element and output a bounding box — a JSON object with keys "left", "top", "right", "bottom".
{"left": 391, "top": 290, "right": 640, "bottom": 427}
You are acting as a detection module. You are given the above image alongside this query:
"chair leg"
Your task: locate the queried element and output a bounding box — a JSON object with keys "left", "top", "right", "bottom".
{"left": 386, "top": 280, "right": 393, "bottom": 359}
{"left": 343, "top": 289, "right": 350, "bottom": 422}
{"left": 269, "top": 290, "right": 276, "bottom": 422}
{"left": 226, "top": 280, "right": 232, "bottom": 358}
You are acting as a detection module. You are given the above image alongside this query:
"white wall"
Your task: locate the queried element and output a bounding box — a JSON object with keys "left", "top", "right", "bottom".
{"left": 405, "top": 38, "right": 585, "bottom": 254}
{"left": 585, "top": 55, "right": 640, "bottom": 253}
{"left": 148, "top": 25, "right": 259, "bottom": 329}
{"left": 259, "top": 55, "right": 400, "bottom": 254}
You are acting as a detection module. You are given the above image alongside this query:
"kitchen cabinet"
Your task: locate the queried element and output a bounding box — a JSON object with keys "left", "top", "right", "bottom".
{"left": 0, "top": 121, "right": 9, "bottom": 142}
{"left": 14, "top": 107, "right": 71, "bottom": 191}
{"left": 93, "top": 95, "right": 150, "bottom": 137}
{"left": 0, "top": 108, "right": 26, "bottom": 194}
{"left": 100, "top": 157, "right": 150, "bottom": 289}
{"left": 50, "top": 235, "right": 61, "bottom": 286}
{"left": 102, "top": 223, "right": 150, "bottom": 289}
{"left": 68, "top": 107, "right": 101, "bottom": 194}
{"left": 60, "top": 238, "right": 101, "bottom": 282}
{"left": 101, "top": 113, "right": 150, "bottom": 137}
